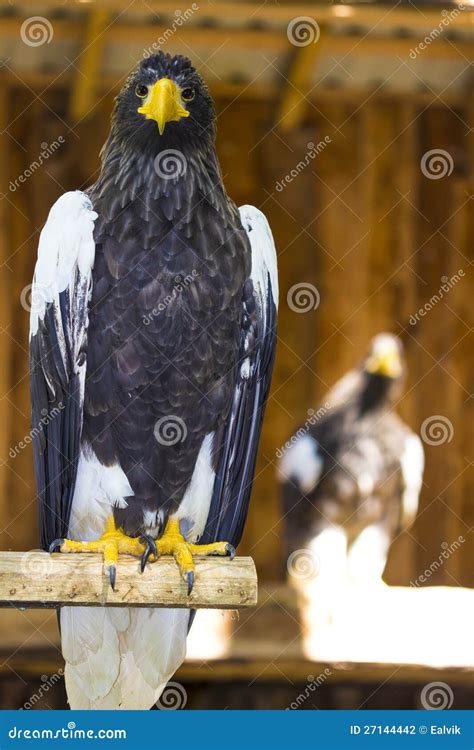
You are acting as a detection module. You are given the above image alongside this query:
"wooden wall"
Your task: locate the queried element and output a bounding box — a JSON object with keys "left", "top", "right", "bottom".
{"left": 0, "top": 81, "right": 472, "bottom": 587}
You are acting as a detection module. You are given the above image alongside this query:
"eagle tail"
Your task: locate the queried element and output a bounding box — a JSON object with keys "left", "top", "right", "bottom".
{"left": 60, "top": 606, "right": 189, "bottom": 709}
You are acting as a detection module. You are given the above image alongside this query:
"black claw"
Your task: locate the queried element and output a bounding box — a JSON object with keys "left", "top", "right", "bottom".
{"left": 186, "top": 571, "right": 194, "bottom": 596}
{"left": 48, "top": 539, "right": 64, "bottom": 554}
{"left": 109, "top": 565, "right": 116, "bottom": 591}
{"left": 139, "top": 535, "right": 157, "bottom": 573}
{"left": 225, "top": 544, "right": 236, "bottom": 561}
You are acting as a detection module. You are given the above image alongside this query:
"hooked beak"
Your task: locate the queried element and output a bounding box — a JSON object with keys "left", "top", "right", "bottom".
{"left": 137, "top": 78, "right": 189, "bottom": 135}
{"left": 365, "top": 348, "right": 402, "bottom": 378}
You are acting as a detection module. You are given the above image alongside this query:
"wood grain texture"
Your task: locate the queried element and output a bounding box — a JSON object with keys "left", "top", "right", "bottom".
{"left": 0, "top": 77, "right": 14, "bottom": 552}
{"left": 0, "top": 552, "right": 257, "bottom": 609}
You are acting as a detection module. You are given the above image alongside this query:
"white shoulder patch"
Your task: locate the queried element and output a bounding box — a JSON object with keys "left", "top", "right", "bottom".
{"left": 239, "top": 204, "right": 279, "bottom": 309}
{"left": 30, "top": 190, "right": 98, "bottom": 337}
{"left": 277, "top": 433, "right": 323, "bottom": 494}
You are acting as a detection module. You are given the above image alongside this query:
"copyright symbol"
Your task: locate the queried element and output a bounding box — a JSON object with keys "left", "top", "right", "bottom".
{"left": 419, "top": 725, "right": 428, "bottom": 735}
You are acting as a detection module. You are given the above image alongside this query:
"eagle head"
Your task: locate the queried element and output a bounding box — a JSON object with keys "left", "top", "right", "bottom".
{"left": 114, "top": 52, "right": 215, "bottom": 149}
{"left": 364, "top": 333, "right": 404, "bottom": 380}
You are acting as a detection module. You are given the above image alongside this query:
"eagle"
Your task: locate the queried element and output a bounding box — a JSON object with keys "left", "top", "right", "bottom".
{"left": 278, "top": 334, "right": 424, "bottom": 596}
{"left": 29, "top": 53, "right": 278, "bottom": 709}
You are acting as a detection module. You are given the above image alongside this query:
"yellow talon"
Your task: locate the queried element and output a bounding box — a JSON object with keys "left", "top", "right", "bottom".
{"left": 49, "top": 517, "right": 147, "bottom": 590}
{"left": 49, "top": 517, "right": 235, "bottom": 594}
{"left": 153, "top": 518, "right": 235, "bottom": 595}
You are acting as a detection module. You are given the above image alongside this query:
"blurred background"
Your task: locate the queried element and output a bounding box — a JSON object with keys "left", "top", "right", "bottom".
{"left": 0, "top": 0, "right": 472, "bottom": 710}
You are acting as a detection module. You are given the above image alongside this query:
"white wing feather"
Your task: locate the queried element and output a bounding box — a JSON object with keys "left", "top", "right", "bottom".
{"left": 239, "top": 204, "right": 279, "bottom": 311}
{"left": 30, "top": 190, "right": 97, "bottom": 338}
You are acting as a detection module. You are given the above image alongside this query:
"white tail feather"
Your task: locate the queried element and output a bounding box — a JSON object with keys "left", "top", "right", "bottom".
{"left": 61, "top": 606, "right": 189, "bottom": 709}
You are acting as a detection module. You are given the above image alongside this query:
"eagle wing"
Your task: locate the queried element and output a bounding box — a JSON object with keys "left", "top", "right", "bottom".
{"left": 201, "top": 205, "right": 278, "bottom": 548}
{"left": 29, "top": 191, "right": 97, "bottom": 549}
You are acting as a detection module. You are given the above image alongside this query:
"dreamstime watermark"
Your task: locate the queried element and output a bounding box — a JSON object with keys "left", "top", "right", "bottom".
{"left": 420, "top": 149, "right": 454, "bottom": 180}
{"left": 9, "top": 403, "right": 65, "bottom": 459}
{"left": 420, "top": 681, "right": 454, "bottom": 710}
{"left": 21, "top": 669, "right": 64, "bottom": 710}
{"left": 154, "top": 149, "right": 187, "bottom": 180}
{"left": 276, "top": 403, "right": 330, "bottom": 459}
{"left": 154, "top": 416, "right": 187, "bottom": 446}
{"left": 156, "top": 681, "right": 187, "bottom": 709}
{"left": 287, "top": 282, "right": 320, "bottom": 313}
{"left": 286, "top": 668, "right": 332, "bottom": 709}
{"left": 20, "top": 282, "right": 48, "bottom": 314}
{"left": 20, "top": 16, "right": 53, "bottom": 46}
{"left": 420, "top": 415, "right": 453, "bottom": 446}
{"left": 8, "top": 725, "right": 127, "bottom": 741}
{"left": 20, "top": 550, "right": 56, "bottom": 578}
{"left": 287, "top": 16, "right": 320, "bottom": 46}
{"left": 287, "top": 548, "right": 320, "bottom": 580}
{"left": 410, "top": 536, "right": 465, "bottom": 587}
{"left": 8, "top": 138, "right": 65, "bottom": 193}
{"left": 275, "top": 138, "right": 332, "bottom": 192}
{"left": 143, "top": 5, "right": 199, "bottom": 57}
{"left": 409, "top": 270, "right": 465, "bottom": 325}
{"left": 142, "top": 270, "right": 199, "bottom": 325}
{"left": 409, "top": 6, "right": 465, "bottom": 59}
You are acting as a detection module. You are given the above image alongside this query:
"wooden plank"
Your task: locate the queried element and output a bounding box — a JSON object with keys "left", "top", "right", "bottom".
{"left": 385, "top": 101, "right": 420, "bottom": 585}
{"left": 360, "top": 100, "right": 398, "bottom": 335}
{"left": 0, "top": 77, "right": 14, "bottom": 552}
{"left": 259, "top": 125, "right": 321, "bottom": 576}
{"left": 413, "top": 106, "right": 460, "bottom": 584}
{"left": 460, "top": 95, "right": 474, "bottom": 587}
{"left": 70, "top": 10, "right": 110, "bottom": 122}
{"left": 0, "top": 17, "right": 287, "bottom": 51}
{"left": 1, "top": 88, "right": 38, "bottom": 554}
{"left": 1, "top": 17, "right": 472, "bottom": 59}
{"left": 442, "top": 179, "right": 472, "bottom": 586}
{"left": 314, "top": 102, "right": 368, "bottom": 386}
{"left": 278, "top": 37, "right": 324, "bottom": 132}
{"left": 4, "top": 2, "right": 474, "bottom": 32}
{"left": 0, "top": 552, "right": 257, "bottom": 609}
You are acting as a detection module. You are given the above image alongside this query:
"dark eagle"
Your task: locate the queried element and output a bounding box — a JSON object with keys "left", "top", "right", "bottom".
{"left": 29, "top": 53, "right": 278, "bottom": 709}
{"left": 278, "top": 334, "right": 423, "bottom": 591}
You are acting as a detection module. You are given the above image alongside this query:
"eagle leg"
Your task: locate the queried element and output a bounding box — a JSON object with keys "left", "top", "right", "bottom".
{"left": 48, "top": 517, "right": 147, "bottom": 590}
{"left": 154, "top": 518, "right": 236, "bottom": 595}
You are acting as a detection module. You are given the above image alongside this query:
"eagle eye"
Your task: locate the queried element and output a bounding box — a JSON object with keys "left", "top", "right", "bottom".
{"left": 135, "top": 84, "right": 149, "bottom": 99}
{"left": 181, "top": 87, "right": 195, "bottom": 102}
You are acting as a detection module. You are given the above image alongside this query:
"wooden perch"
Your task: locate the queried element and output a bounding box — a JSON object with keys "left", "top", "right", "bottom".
{"left": 0, "top": 552, "right": 257, "bottom": 610}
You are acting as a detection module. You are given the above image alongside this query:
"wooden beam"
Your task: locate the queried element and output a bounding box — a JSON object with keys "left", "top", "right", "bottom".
{"left": 4, "top": 2, "right": 474, "bottom": 32}
{"left": 70, "top": 10, "right": 110, "bottom": 122}
{"left": 1, "top": 17, "right": 472, "bottom": 59}
{"left": 0, "top": 17, "right": 288, "bottom": 51}
{"left": 0, "top": 552, "right": 257, "bottom": 609}
{"left": 278, "top": 33, "right": 324, "bottom": 132}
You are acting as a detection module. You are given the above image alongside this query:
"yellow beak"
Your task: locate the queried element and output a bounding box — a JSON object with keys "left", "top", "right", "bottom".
{"left": 137, "top": 78, "right": 189, "bottom": 135}
{"left": 365, "top": 350, "right": 402, "bottom": 378}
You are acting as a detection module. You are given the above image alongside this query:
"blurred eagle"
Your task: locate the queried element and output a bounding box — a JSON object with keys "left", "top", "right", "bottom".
{"left": 29, "top": 53, "right": 278, "bottom": 709}
{"left": 278, "top": 334, "right": 423, "bottom": 587}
